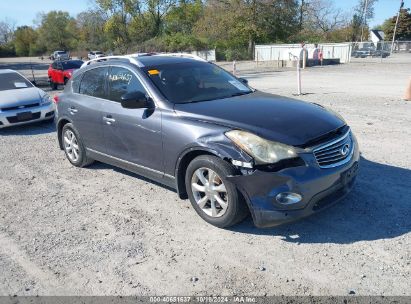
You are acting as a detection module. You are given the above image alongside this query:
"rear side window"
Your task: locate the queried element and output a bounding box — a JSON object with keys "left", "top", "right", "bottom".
{"left": 108, "top": 66, "right": 146, "bottom": 103}
{"left": 79, "top": 67, "right": 108, "bottom": 99}
{"left": 71, "top": 74, "right": 81, "bottom": 93}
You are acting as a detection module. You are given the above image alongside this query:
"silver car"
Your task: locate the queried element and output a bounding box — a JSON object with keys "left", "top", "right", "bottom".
{"left": 0, "top": 69, "right": 55, "bottom": 128}
{"left": 51, "top": 51, "right": 70, "bottom": 61}
{"left": 87, "top": 51, "right": 104, "bottom": 60}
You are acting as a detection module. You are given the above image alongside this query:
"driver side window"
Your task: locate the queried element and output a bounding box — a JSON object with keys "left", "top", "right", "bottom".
{"left": 108, "top": 66, "right": 147, "bottom": 103}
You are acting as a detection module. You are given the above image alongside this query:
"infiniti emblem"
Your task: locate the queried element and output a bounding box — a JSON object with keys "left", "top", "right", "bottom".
{"left": 341, "top": 144, "right": 350, "bottom": 156}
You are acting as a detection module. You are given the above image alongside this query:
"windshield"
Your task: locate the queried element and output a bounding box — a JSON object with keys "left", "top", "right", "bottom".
{"left": 95, "top": 51, "right": 103, "bottom": 55}
{"left": 61, "top": 60, "right": 83, "bottom": 70}
{"left": 57, "top": 51, "right": 66, "bottom": 54}
{"left": 0, "top": 72, "right": 33, "bottom": 91}
{"left": 143, "top": 62, "right": 253, "bottom": 104}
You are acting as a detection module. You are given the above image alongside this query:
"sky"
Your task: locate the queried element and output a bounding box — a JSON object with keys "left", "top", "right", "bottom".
{"left": 0, "top": 0, "right": 408, "bottom": 28}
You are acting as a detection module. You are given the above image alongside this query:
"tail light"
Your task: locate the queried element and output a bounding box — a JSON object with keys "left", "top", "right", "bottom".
{"left": 53, "top": 95, "right": 59, "bottom": 104}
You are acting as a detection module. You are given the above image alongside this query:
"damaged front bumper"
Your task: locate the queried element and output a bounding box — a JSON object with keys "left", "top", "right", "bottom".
{"left": 227, "top": 137, "right": 360, "bottom": 228}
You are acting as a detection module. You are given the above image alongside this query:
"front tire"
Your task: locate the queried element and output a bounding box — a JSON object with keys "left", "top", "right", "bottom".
{"left": 61, "top": 123, "right": 93, "bottom": 167}
{"left": 185, "top": 155, "right": 248, "bottom": 228}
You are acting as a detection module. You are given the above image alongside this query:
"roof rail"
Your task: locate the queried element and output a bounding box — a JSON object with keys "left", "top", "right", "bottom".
{"left": 153, "top": 53, "right": 208, "bottom": 62}
{"left": 80, "top": 55, "right": 144, "bottom": 69}
{"left": 80, "top": 52, "right": 208, "bottom": 69}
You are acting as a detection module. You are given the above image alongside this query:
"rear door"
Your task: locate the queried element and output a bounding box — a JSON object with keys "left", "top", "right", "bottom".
{"left": 102, "top": 65, "right": 163, "bottom": 177}
{"left": 68, "top": 66, "right": 109, "bottom": 153}
{"left": 55, "top": 62, "right": 65, "bottom": 84}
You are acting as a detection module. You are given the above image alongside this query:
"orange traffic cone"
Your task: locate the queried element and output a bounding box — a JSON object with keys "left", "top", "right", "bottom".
{"left": 404, "top": 77, "right": 411, "bottom": 101}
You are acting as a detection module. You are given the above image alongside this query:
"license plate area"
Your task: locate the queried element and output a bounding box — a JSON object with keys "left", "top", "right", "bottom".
{"left": 17, "top": 112, "right": 33, "bottom": 121}
{"left": 341, "top": 162, "right": 359, "bottom": 186}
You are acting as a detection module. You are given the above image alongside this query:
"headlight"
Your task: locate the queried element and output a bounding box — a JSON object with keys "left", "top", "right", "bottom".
{"left": 40, "top": 94, "right": 52, "bottom": 106}
{"left": 225, "top": 130, "right": 298, "bottom": 165}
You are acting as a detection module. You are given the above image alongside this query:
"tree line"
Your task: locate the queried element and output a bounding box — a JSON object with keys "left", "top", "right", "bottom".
{"left": 0, "top": 0, "right": 410, "bottom": 60}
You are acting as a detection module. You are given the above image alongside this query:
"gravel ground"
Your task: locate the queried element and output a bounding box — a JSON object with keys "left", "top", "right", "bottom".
{"left": 0, "top": 54, "right": 410, "bottom": 296}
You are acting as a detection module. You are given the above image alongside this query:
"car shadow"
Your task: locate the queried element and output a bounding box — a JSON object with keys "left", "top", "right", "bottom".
{"left": 0, "top": 120, "right": 55, "bottom": 136}
{"left": 231, "top": 157, "right": 411, "bottom": 244}
{"left": 88, "top": 162, "right": 177, "bottom": 193}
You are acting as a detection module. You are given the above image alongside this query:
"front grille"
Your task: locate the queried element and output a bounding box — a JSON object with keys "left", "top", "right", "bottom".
{"left": 7, "top": 112, "right": 41, "bottom": 123}
{"left": 313, "top": 130, "right": 353, "bottom": 168}
{"left": 45, "top": 111, "right": 55, "bottom": 117}
{"left": 1, "top": 103, "right": 40, "bottom": 112}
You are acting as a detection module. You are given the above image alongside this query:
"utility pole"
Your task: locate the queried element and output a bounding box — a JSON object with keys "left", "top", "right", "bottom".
{"left": 360, "top": 0, "right": 369, "bottom": 43}
{"left": 299, "top": 0, "right": 305, "bottom": 30}
{"left": 391, "top": 0, "right": 404, "bottom": 54}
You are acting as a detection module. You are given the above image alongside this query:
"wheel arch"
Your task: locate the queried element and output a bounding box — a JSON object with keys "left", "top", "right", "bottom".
{"left": 57, "top": 117, "right": 73, "bottom": 150}
{"left": 175, "top": 147, "right": 229, "bottom": 200}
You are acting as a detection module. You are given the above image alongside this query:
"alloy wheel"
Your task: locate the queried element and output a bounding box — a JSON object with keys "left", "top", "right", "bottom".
{"left": 191, "top": 167, "right": 228, "bottom": 217}
{"left": 63, "top": 129, "right": 80, "bottom": 162}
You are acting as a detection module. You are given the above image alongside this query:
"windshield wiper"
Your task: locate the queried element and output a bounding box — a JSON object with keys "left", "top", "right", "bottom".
{"left": 228, "top": 91, "right": 253, "bottom": 98}
{"left": 180, "top": 91, "right": 253, "bottom": 104}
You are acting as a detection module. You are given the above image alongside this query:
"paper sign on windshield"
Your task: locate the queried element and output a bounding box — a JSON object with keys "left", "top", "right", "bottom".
{"left": 14, "top": 82, "right": 28, "bottom": 88}
{"left": 229, "top": 80, "right": 249, "bottom": 91}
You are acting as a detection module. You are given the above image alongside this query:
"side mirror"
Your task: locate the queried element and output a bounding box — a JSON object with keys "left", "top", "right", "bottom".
{"left": 121, "top": 91, "right": 150, "bottom": 109}
{"left": 239, "top": 78, "right": 248, "bottom": 85}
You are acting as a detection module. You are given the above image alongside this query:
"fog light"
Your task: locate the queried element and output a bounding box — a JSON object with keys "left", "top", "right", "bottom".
{"left": 276, "top": 192, "right": 302, "bottom": 205}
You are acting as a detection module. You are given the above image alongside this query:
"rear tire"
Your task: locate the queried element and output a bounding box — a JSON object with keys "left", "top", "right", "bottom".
{"left": 185, "top": 155, "right": 248, "bottom": 228}
{"left": 50, "top": 79, "right": 58, "bottom": 90}
{"left": 61, "top": 123, "right": 94, "bottom": 167}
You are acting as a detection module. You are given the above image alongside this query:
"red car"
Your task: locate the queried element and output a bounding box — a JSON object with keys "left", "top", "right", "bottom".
{"left": 48, "top": 60, "right": 83, "bottom": 90}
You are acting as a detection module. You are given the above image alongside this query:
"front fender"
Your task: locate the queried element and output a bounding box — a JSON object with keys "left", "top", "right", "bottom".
{"left": 173, "top": 133, "right": 253, "bottom": 199}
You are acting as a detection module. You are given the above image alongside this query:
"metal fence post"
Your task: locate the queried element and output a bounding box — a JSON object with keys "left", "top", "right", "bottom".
{"left": 297, "top": 60, "right": 302, "bottom": 95}
{"left": 290, "top": 52, "right": 301, "bottom": 95}
{"left": 302, "top": 48, "right": 306, "bottom": 69}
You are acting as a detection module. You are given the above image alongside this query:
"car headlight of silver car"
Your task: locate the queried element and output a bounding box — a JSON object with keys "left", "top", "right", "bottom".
{"left": 225, "top": 130, "right": 298, "bottom": 165}
{"left": 40, "top": 94, "right": 52, "bottom": 106}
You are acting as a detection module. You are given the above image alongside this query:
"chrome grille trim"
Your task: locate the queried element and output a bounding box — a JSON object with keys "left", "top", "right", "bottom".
{"left": 1, "top": 103, "right": 40, "bottom": 112}
{"left": 312, "top": 130, "right": 354, "bottom": 169}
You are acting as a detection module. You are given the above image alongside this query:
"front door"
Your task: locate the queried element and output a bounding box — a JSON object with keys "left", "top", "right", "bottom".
{"left": 102, "top": 66, "right": 163, "bottom": 179}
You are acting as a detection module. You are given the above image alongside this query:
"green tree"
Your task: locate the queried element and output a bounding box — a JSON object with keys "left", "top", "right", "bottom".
{"left": 76, "top": 10, "right": 108, "bottom": 51}
{"left": 95, "top": 0, "right": 144, "bottom": 53}
{"left": 165, "top": 0, "right": 202, "bottom": 35}
{"left": 146, "top": 0, "right": 177, "bottom": 36}
{"left": 13, "top": 26, "right": 38, "bottom": 56}
{"left": 37, "top": 11, "right": 78, "bottom": 52}
{"left": 195, "top": 0, "right": 299, "bottom": 59}
{"left": 382, "top": 8, "right": 411, "bottom": 41}
{"left": 350, "top": 14, "right": 363, "bottom": 41}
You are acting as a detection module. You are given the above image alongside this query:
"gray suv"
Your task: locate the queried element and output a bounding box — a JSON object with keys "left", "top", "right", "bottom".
{"left": 56, "top": 54, "right": 359, "bottom": 228}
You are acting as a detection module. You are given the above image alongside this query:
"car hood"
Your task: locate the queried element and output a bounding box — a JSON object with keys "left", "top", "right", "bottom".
{"left": 174, "top": 91, "right": 346, "bottom": 146}
{"left": 0, "top": 87, "right": 44, "bottom": 108}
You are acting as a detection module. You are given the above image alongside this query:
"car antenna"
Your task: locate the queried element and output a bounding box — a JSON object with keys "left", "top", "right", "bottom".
{"left": 30, "top": 60, "right": 37, "bottom": 86}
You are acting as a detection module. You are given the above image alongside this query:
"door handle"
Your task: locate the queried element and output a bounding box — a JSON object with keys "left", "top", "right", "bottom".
{"left": 69, "top": 107, "right": 78, "bottom": 114}
{"left": 103, "top": 115, "right": 116, "bottom": 125}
